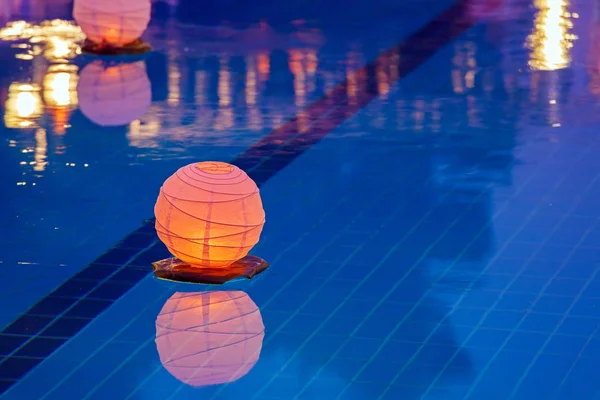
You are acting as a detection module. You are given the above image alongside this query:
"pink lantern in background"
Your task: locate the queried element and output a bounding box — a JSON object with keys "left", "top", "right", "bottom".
{"left": 77, "top": 60, "right": 151, "bottom": 127}
{"left": 73, "top": 0, "right": 151, "bottom": 48}
{"left": 155, "top": 291, "right": 265, "bottom": 387}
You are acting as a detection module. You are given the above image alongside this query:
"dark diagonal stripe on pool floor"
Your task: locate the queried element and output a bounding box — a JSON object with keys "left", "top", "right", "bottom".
{"left": 0, "top": 0, "right": 499, "bottom": 393}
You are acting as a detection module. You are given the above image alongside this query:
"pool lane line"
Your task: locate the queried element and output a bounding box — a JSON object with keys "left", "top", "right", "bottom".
{"left": 0, "top": 0, "right": 491, "bottom": 395}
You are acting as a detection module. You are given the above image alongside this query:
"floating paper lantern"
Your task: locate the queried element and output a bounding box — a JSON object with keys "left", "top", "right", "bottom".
{"left": 77, "top": 60, "right": 151, "bottom": 127}
{"left": 155, "top": 291, "right": 265, "bottom": 387}
{"left": 154, "top": 161, "right": 265, "bottom": 269}
{"left": 73, "top": 0, "right": 151, "bottom": 47}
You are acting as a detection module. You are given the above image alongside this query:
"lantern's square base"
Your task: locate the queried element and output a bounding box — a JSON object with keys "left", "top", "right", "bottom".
{"left": 152, "top": 255, "right": 269, "bottom": 285}
{"left": 81, "top": 39, "right": 152, "bottom": 56}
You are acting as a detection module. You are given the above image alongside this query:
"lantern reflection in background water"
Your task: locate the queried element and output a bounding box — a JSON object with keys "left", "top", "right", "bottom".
{"left": 4, "top": 83, "right": 43, "bottom": 129}
{"left": 77, "top": 60, "right": 151, "bottom": 127}
{"left": 0, "top": 19, "right": 84, "bottom": 62}
{"left": 527, "top": 0, "right": 577, "bottom": 71}
{"left": 43, "top": 64, "right": 78, "bottom": 108}
{"left": 155, "top": 291, "right": 265, "bottom": 387}
{"left": 526, "top": 0, "right": 577, "bottom": 127}
{"left": 127, "top": 106, "right": 162, "bottom": 148}
{"left": 43, "top": 64, "right": 78, "bottom": 134}
{"left": 44, "top": 35, "right": 79, "bottom": 61}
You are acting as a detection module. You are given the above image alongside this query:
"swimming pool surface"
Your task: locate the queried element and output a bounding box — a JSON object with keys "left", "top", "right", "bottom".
{"left": 1, "top": 0, "right": 600, "bottom": 398}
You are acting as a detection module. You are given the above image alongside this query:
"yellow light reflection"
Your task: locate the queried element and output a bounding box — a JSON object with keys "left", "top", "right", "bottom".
{"left": 215, "top": 57, "right": 233, "bottom": 131}
{"left": 258, "top": 52, "right": 270, "bottom": 81}
{"left": 245, "top": 56, "right": 262, "bottom": 131}
{"left": 452, "top": 41, "right": 478, "bottom": 94}
{"left": 245, "top": 56, "right": 257, "bottom": 106}
{"left": 195, "top": 71, "right": 206, "bottom": 105}
{"left": 218, "top": 57, "right": 231, "bottom": 107}
{"left": 306, "top": 49, "right": 318, "bottom": 94}
{"left": 44, "top": 36, "right": 78, "bottom": 61}
{"left": 0, "top": 19, "right": 84, "bottom": 61}
{"left": 127, "top": 108, "right": 162, "bottom": 149}
{"left": 346, "top": 50, "right": 361, "bottom": 106}
{"left": 42, "top": 64, "right": 79, "bottom": 134}
{"left": 167, "top": 48, "right": 181, "bottom": 106}
{"left": 248, "top": 107, "right": 262, "bottom": 131}
{"left": 376, "top": 55, "right": 390, "bottom": 99}
{"left": 4, "top": 83, "right": 43, "bottom": 129}
{"left": 43, "top": 65, "right": 78, "bottom": 108}
{"left": 289, "top": 49, "right": 306, "bottom": 107}
{"left": 33, "top": 128, "right": 48, "bottom": 172}
{"left": 527, "top": 0, "right": 577, "bottom": 71}
{"left": 0, "top": 20, "right": 83, "bottom": 41}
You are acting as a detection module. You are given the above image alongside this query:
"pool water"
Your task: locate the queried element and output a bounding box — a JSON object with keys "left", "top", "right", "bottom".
{"left": 1, "top": 0, "right": 600, "bottom": 399}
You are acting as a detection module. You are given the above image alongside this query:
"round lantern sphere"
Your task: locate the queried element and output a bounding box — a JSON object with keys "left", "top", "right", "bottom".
{"left": 155, "top": 291, "right": 265, "bottom": 387}
{"left": 73, "top": 0, "right": 151, "bottom": 48}
{"left": 154, "top": 161, "right": 265, "bottom": 269}
{"left": 77, "top": 60, "right": 151, "bottom": 127}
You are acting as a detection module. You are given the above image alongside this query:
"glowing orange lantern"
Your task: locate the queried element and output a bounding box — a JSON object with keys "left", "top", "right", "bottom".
{"left": 154, "top": 161, "right": 265, "bottom": 270}
{"left": 77, "top": 60, "right": 151, "bottom": 127}
{"left": 73, "top": 0, "right": 151, "bottom": 48}
{"left": 155, "top": 291, "right": 265, "bottom": 387}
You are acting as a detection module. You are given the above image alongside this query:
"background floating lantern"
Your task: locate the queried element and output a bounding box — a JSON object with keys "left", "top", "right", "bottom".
{"left": 154, "top": 161, "right": 265, "bottom": 270}
{"left": 73, "top": 0, "right": 151, "bottom": 50}
{"left": 155, "top": 291, "right": 265, "bottom": 387}
{"left": 77, "top": 60, "right": 151, "bottom": 127}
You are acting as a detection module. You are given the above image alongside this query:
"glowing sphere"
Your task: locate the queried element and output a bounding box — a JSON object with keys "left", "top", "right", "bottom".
{"left": 155, "top": 161, "right": 265, "bottom": 269}
{"left": 77, "top": 60, "right": 151, "bottom": 127}
{"left": 73, "top": 0, "right": 151, "bottom": 47}
{"left": 155, "top": 291, "right": 265, "bottom": 387}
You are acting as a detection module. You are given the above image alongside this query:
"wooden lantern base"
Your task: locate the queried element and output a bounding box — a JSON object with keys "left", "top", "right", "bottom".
{"left": 81, "top": 39, "right": 152, "bottom": 56}
{"left": 152, "top": 255, "right": 269, "bottom": 285}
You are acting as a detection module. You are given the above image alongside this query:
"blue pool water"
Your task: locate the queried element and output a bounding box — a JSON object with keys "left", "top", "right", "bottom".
{"left": 2, "top": 0, "right": 600, "bottom": 398}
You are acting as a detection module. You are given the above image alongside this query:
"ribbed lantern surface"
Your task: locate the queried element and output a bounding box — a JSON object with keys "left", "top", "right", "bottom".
{"left": 155, "top": 291, "right": 265, "bottom": 386}
{"left": 154, "top": 161, "right": 265, "bottom": 269}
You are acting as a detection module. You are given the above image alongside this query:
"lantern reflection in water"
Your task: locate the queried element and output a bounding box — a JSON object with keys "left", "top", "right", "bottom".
{"left": 527, "top": 0, "right": 577, "bottom": 71}
{"left": 43, "top": 65, "right": 78, "bottom": 108}
{"left": 4, "top": 83, "right": 43, "bottom": 129}
{"left": 0, "top": 20, "right": 84, "bottom": 62}
{"left": 43, "top": 64, "right": 79, "bottom": 134}
{"left": 44, "top": 35, "right": 80, "bottom": 61}
{"left": 77, "top": 60, "right": 151, "bottom": 127}
{"left": 155, "top": 291, "right": 265, "bottom": 387}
